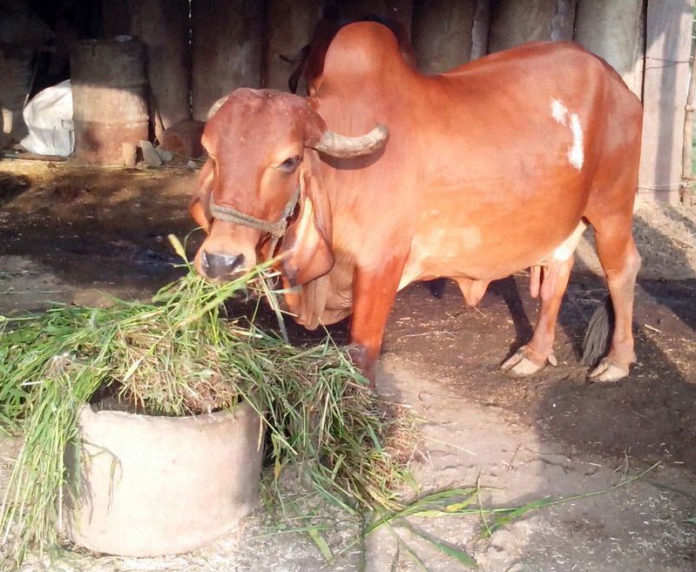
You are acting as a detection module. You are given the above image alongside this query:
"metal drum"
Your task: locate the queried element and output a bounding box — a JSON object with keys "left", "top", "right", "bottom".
{"left": 71, "top": 38, "right": 149, "bottom": 165}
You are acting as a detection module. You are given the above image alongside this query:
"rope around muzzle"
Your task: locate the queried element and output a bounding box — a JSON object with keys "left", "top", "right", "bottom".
{"left": 209, "top": 187, "right": 300, "bottom": 237}
{"left": 207, "top": 188, "right": 301, "bottom": 343}
{"left": 208, "top": 186, "right": 301, "bottom": 254}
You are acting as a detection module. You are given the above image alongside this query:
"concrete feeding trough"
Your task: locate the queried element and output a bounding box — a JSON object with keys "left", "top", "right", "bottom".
{"left": 64, "top": 401, "right": 264, "bottom": 557}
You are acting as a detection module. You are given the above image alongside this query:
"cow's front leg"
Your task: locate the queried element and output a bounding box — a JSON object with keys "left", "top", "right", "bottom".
{"left": 349, "top": 260, "right": 405, "bottom": 385}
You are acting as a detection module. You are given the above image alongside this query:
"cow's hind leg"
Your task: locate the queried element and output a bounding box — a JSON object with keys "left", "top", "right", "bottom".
{"left": 587, "top": 218, "right": 641, "bottom": 382}
{"left": 502, "top": 257, "right": 574, "bottom": 376}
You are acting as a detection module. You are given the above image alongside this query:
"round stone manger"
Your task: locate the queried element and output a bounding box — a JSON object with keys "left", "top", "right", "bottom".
{"left": 64, "top": 402, "right": 264, "bottom": 557}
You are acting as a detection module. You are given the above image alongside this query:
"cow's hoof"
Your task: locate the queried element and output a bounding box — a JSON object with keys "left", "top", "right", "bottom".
{"left": 588, "top": 358, "right": 629, "bottom": 383}
{"left": 501, "top": 346, "right": 556, "bottom": 377}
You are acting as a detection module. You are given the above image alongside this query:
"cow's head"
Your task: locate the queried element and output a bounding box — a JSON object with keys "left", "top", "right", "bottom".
{"left": 191, "top": 88, "right": 388, "bottom": 285}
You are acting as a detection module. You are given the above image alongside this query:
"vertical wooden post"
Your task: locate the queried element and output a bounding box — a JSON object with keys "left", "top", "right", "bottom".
{"left": 131, "top": 0, "right": 191, "bottom": 141}
{"left": 470, "top": 0, "right": 491, "bottom": 60}
{"left": 574, "top": 0, "right": 644, "bottom": 97}
{"left": 265, "top": 0, "right": 322, "bottom": 91}
{"left": 682, "top": 45, "right": 696, "bottom": 204}
{"left": 412, "top": 0, "right": 477, "bottom": 73}
{"left": 639, "top": 0, "right": 695, "bottom": 204}
{"left": 191, "top": 0, "right": 265, "bottom": 121}
{"left": 487, "top": 0, "right": 575, "bottom": 53}
{"left": 551, "top": 0, "right": 576, "bottom": 41}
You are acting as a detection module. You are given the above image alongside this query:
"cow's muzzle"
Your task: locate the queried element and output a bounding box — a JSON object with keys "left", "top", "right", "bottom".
{"left": 201, "top": 250, "right": 245, "bottom": 280}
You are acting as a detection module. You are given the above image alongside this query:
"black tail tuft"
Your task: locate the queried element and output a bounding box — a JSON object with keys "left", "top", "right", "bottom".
{"left": 582, "top": 297, "right": 615, "bottom": 366}
{"left": 426, "top": 278, "right": 448, "bottom": 299}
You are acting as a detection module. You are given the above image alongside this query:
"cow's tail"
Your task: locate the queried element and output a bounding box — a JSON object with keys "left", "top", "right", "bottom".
{"left": 581, "top": 297, "right": 614, "bottom": 366}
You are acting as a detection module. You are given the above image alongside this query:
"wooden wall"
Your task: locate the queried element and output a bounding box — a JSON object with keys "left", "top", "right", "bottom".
{"left": 4, "top": 0, "right": 695, "bottom": 202}
{"left": 190, "top": 1, "right": 265, "bottom": 121}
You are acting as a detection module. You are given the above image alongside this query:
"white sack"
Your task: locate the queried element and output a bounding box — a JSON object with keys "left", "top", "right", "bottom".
{"left": 20, "top": 79, "right": 74, "bottom": 156}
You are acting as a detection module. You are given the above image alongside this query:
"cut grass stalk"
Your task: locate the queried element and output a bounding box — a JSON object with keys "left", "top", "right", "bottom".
{"left": 0, "top": 237, "right": 410, "bottom": 569}
{"left": 395, "top": 520, "right": 477, "bottom": 569}
{"left": 328, "top": 462, "right": 661, "bottom": 568}
{"left": 386, "top": 525, "right": 429, "bottom": 572}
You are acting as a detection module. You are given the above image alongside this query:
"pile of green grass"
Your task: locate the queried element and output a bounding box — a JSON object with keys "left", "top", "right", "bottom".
{"left": 0, "top": 238, "right": 409, "bottom": 569}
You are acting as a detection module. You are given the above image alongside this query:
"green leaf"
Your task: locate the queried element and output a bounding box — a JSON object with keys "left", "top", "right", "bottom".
{"left": 399, "top": 521, "right": 477, "bottom": 568}
{"left": 307, "top": 525, "right": 333, "bottom": 562}
{"left": 484, "top": 499, "right": 551, "bottom": 536}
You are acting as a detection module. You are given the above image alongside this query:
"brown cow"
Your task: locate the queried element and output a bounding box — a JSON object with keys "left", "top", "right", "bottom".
{"left": 191, "top": 22, "right": 642, "bottom": 384}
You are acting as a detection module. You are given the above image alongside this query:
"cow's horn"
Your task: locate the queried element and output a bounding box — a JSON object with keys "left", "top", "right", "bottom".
{"left": 313, "top": 124, "right": 389, "bottom": 158}
{"left": 207, "top": 96, "right": 229, "bottom": 119}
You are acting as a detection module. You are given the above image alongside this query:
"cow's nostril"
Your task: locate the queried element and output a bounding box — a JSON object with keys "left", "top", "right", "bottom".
{"left": 201, "top": 251, "right": 245, "bottom": 279}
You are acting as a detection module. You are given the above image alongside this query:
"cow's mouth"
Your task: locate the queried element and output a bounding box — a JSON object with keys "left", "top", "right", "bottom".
{"left": 199, "top": 250, "right": 245, "bottom": 281}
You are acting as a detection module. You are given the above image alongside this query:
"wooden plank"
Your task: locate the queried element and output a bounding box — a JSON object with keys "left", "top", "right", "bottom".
{"left": 1, "top": 152, "right": 67, "bottom": 162}
{"left": 639, "top": 0, "right": 695, "bottom": 203}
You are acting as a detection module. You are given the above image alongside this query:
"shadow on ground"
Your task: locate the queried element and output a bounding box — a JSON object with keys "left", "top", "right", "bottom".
{"left": 0, "top": 167, "right": 198, "bottom": 296}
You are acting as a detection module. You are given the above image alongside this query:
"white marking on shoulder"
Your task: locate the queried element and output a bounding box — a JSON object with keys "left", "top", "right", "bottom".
{"left": 551, "top": 99, "right": 568, "bottom": 124}
{"left": 550, "top": 98, "right": 584, "bottom": 171}
{"left": 568, "top": 113, "right": 584, "bottom": 170}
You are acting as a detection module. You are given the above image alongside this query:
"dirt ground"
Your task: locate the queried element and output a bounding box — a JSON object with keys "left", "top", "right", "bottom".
{"left": 0, "top": 159, "right": 695, "bottom": 572}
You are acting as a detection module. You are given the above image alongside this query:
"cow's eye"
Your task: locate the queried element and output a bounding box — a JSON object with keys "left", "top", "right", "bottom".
{"left": 278, "top": 156, "right": 302, "bottom": 172}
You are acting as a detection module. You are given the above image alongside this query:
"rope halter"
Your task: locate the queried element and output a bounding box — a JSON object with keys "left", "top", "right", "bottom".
{"left": 208, "top": 187, "right": 301, "bottom": 253}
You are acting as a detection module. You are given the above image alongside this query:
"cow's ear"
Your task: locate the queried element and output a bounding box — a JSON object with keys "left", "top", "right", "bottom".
{"left": 189, "top": 159, "right": 213, "bottom": 233}
{"left": 280, "top": 153, "right": 334, "bottom": 284}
